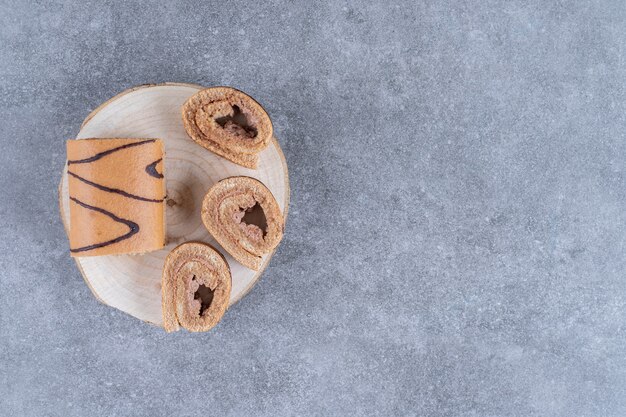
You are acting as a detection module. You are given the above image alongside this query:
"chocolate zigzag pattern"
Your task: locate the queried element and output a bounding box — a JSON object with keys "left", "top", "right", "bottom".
{"left": 68, "top": 139, "right": 164, "bottom": 252}
{"left": 69, "top": 197, "right": 139, "bottom": 253}
{"left": 67, "top": 139, "right": 156, "bottom": 165}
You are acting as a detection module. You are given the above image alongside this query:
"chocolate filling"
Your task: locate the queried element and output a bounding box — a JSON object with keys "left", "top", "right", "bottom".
{"left": 214, "top": 105, "right": 258, "bottom": 138}
{"left": 241, "top": 202, "right": 268, "bottom": 238}
{"left": 192, "top": 276, "right": 215, "bottom": 316}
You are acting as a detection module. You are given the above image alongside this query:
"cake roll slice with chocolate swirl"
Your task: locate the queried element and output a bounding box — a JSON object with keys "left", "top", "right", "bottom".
{"left": 201, "top": 176, "right": 284, "bottom": 270}
{"left": 161, "top": 242, "right": 231, "bottom": 332}
{"left": 181, "top": 87, "right": 272, "bottom": 169}
{"left": 66, "top": 138, "right": 166, "bottom": 257}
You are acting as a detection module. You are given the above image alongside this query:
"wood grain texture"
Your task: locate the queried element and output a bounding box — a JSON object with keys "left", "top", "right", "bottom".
{"left": 58, "top": 83, "right": 289, "bottom": 326}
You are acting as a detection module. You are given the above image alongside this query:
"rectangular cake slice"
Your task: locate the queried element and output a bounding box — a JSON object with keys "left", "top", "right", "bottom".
{"left": 66, "top": 138, "right": 166, "bottom": 257}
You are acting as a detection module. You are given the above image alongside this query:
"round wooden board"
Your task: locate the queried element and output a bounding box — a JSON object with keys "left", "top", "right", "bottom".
{"left": 58, "top": 83, "right": 289, "bottom": 326}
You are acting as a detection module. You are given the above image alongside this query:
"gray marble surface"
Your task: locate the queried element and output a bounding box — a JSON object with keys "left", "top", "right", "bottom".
{"left": 1, "top": 1, "right": 625, "bottom": 416}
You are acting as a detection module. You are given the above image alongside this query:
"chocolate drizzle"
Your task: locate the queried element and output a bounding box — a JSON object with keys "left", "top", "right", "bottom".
{"left": 67, "top": 138, "right": 166, "bottom": 255}
{"left": 68, "top": 171, "right": 165, "bottom": 203}
{"left": 68, "top": 139, "right": 156, "bottom": 165}
{"left": 145, "top": 158, "right": 164, "bottom": 179}
{"left": 69, "top": 197, "right": 139, "bottom": 253}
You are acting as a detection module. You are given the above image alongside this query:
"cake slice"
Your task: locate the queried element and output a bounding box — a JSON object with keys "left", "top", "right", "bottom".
{"left": 201, "top": 176, "right": 284, "bottom": 270}
{"left": 66, "top": 138, "right": 166, "bottom": 257}
{"left": 181, "top": 87, "right": 272, "bottom": 169}
{"left": 161, "top": 242, "right": 231, "bottom": 332}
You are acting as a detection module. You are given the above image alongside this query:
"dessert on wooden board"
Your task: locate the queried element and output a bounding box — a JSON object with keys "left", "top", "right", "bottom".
{"left": 181, "top": 87, "right": 272, "bottom": 169}
{"left": 60, "top": 83, "right": 288, "bottom": 332}
{"left": 161, "top": 242, "right": 232, "bottom": 332}
{"left": 201, "top": 176, "right": 284, "bottom": 271}
{"left": 66, "top": 138, "right": 166, "bottom": 257}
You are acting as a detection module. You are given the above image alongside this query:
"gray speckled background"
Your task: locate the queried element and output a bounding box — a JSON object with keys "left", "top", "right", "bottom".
{"left": 1, "top": 0, "right": 625, "bottom": 416}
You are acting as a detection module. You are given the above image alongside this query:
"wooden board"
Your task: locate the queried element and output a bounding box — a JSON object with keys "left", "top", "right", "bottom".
{"left": 58, "top": 83, "right": 290, "bottom": 326}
